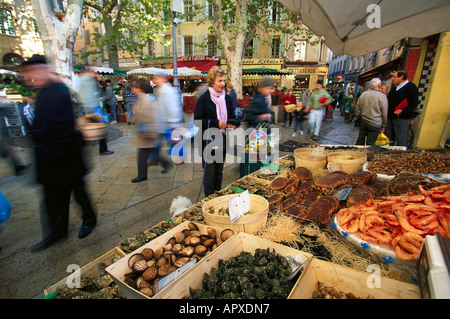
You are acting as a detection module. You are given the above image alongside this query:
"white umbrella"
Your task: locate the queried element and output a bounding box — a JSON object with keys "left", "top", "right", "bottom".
{"left": 278, "top": 0, "right": 450, "bottom": 56}
{"left": 89, "top": 66, "right": 115, "bottom": 74}
{"left": 0, "top": 69, "right": 18, "bottom": 75}
{"left": 127, "top": 67, "right": 167, "bottom": 76}
{"left": 165, "top": 67, "right": 202, "bottom": 77}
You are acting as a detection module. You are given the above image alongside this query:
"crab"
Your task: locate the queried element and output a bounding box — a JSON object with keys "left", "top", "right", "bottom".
{"left": 290, "top": 167, "right": 312, "bottom": 182}
{"left": 269, "top": 177, "right": 289, "bottom": 191}
{"left": 314, "top": 171, "right": 349, "bottom": 195}
{"left": 297, "top": 181, "right": 315, "bottom": 193}
{"left": 346, "top": 186, "right": 374, "bottom": 206}
{"left": 280, "top": 193, "right": 303, "bottom": 210}
{"left": 283, "top": 178, "right": 300, "bottom": 194}
{"left": 300, "top": 190, "right": 320, "bottom": 208}
{"left": 268, "top": 193, "right": 285, "bottom": 206}
{"left": 286, "top": 205, "right": 308, "bottom": 222}
{"left": 347, "top": 171, "right": 376, "bottom": 186}
{"left": 306, "top": 195, "right": 340, "bottom": 225}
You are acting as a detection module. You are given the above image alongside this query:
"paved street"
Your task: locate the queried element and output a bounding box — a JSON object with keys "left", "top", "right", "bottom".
{"left": 0, "top": 110, "right": 358, "bottom": 299}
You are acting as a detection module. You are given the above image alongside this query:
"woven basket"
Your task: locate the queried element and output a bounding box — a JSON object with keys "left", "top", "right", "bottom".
{"left": 294, "top": 148, "right": 328, "bottom": 171}
{"left": 327, "top": 151, "right": 367, "bottom": 174}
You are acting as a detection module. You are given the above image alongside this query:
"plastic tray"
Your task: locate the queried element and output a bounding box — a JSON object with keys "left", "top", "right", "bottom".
{"left": 362, "top": 162, "right": 450, "bottom": 183}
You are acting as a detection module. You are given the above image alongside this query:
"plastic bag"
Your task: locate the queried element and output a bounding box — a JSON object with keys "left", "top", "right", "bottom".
{"left": 0, "top": 190, "right": 11, "bottom": 226}
{"left": 375, "top": 132, "right": 390, "bottom": 146}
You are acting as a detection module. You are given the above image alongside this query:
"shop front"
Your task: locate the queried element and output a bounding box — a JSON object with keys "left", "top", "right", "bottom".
{"left": 285, "top": 63, "right": 329, "bottom": 99}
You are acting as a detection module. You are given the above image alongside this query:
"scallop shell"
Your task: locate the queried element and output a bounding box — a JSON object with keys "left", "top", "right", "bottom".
{"left": 142, "top": 266, "right": 158, "bottom": 281}
{"left": 132, "top": 259, "right": 148, "bottom": 273}
{"left": 141, "top": 248, "right": 154, "bottom": 261}
{"left": 220, "top": 229, "right": 235, "bottom": 242}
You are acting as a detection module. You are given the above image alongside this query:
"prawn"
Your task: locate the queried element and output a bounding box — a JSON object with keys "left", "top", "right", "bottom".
{"left": 395, "top": 207, "right": 424, "bottom": 235}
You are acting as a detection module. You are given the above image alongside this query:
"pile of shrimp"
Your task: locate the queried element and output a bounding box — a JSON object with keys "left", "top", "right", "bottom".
{"left": 336, "top": 184, "right": 450, "bottom": 261}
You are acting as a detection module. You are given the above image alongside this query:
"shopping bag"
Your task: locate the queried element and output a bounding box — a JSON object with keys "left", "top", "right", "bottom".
{"left": 0, "top": 191, "right": 11, "bottom": 226}
{"left": 375, "top": 132, "right": 390, "bottom": 146}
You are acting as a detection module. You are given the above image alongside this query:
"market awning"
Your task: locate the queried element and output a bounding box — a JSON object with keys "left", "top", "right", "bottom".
{"left": 242, "top": 67, "right": 292, "bottom": 75}
{"left": 357, "top": 57, "right": 402, "bottom": 86}
{"left": 173, "top": 60, "right": 218, "bottom": 73}
{"left": 277, "top": 0, "right": 450, "bottom": 56}
{"left": 75, "top": 65, "right": 127, "bottom": 75}
{"left": 127, "top": 67, "right": 166, "bottom": 76}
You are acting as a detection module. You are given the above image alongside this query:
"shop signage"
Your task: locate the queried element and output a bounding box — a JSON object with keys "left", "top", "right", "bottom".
{"left": 243, "top": 58, "right": 283, "bottom": 65}
{"left": 287, "top": 67, "right": 329, "bottom": 75}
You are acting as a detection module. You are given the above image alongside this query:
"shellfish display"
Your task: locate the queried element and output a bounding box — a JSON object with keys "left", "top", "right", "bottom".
{"left": 123, "top": 223, "right": 234, "bottom": 298}
{"left": 189, "top": 248, "right": 296, "bottom": 299}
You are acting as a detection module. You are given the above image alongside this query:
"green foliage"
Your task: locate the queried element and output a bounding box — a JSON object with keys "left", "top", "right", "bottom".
{"left": 0, "top": 84, "right": 33, "bottom": 97}
{"left": 83, "top": 0, "right": 172, "bottom": 63}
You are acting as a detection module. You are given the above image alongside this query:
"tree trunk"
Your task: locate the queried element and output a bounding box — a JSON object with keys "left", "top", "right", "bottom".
{"left": 103, "top": 15, "right": 119, "bottom": 68}
{"left": 30, "top": 0, "right": 83, "bottom": 87}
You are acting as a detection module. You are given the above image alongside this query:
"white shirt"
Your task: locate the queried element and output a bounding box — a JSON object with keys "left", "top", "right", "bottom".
{"left": 396, "top": 80, "right": 409, "bottom": 91}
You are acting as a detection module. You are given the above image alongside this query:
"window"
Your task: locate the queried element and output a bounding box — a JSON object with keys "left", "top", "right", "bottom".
{"left": 0, "top": 9, "right": 15, "bottom": 36}
{"left": 271, "top": 36, "right": 281, "bottom": 58}
{"left": 184, "top": 36, "right": 193, "bottom": 56}
{"left": 185, "top": 0, "right": 194, "bottom": 22}
{"left": 164, "top": 35, "right": 171, "bottom": 57}
{"left": 244, "top": 39, "right": 254, "bottom": 59}
{"left": 294, "top": 41, "right": 306, "bottom": 61}
{"left": 32, "top": 19, "right": 40, "bottom": 38}
{"left": 207, "top": 35, "right": 217, "bottom": 57}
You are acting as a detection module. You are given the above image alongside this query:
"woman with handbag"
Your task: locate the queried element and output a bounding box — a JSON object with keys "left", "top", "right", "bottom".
{"left": 194, "top": 66, "right": 238, "bottom": 197}
{"left": 131, "top": 78, "right": 164, "bottom": 183}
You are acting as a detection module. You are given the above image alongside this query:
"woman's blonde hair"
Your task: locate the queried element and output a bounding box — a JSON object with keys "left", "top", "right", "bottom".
{"left": 207, "top": 66, "right": 227, "bottom": 87}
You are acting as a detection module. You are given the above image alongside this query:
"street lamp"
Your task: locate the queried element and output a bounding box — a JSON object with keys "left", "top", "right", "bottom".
{"left": 171, "top": 0, "right": 183, "bottom": 104}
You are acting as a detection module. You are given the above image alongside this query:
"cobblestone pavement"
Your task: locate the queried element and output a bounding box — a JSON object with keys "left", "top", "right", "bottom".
{"left": 0, "top": 110, "right": 358, "bottom": 299}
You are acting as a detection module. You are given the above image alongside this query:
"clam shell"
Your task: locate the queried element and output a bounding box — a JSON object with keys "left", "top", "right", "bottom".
{"left": 141, "top": 248, "right": 154, "bottom": 261}
{"left": 207, "top": 227, "right": 217, "bottom": 239}
{"left": 128, "top": 253, "right": 145, "bottom": 269}
{"left": 188, "top": 222, "right": 199, "bottom": 231}
{"left": 191, "top": 230, "right": 202, "bottom": 238}
{"left": 174, "top": 231, "right": 185, "bottom": 243}
{"left": 142, "top": 266, "right": 158, "bottom": 281}
{"left": 189, "top": 236, "right": 202, "bottom": 246}
{"left": 220, "top": 229, "right": 234, "bottom": 242}
{"left": 194, "top": 245, "right": 207, "bottom": 256}
{"left": 203, "top": 238, "right": 216, "bottom": 247}
{"left": 155, "top": 256, "right": 167, "bottom": 267}
{"left": 139, "top": 287, "right": 153, "bottom": 297}
{"left": 158, "top": 263, "right": 172, "bottom": 277}
{"left": 153, "top": 247, "right": 164, "bottom": 260}
{"left": 132, "top": 259, "right": 148, "bottom": 273}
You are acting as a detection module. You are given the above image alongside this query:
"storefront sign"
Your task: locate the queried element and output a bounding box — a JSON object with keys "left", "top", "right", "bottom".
{"left": 287, "top": 67, "right": 329, "bottom": 75}
{"left": 243, "top": 58, "right": 283, "bottom": 65}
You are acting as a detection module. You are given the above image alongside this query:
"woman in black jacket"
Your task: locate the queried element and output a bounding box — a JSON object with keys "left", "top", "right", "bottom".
{"left": 194, "top": 66, "right": 238, "bottom": 197}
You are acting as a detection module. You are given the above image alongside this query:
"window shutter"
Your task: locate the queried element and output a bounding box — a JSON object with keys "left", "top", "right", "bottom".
{"left": 177, "top": 35, "right": 184, "bottom": 57}
{"left": 201, "top": 34, "right": 208, "bottom": 55}
{"left": 193, "top": 34, "right": 199, "bottom": 55}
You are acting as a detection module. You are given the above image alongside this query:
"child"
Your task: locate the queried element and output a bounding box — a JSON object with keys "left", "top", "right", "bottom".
{"left": 292, "top": 102, "right": 306, "bottom": 136}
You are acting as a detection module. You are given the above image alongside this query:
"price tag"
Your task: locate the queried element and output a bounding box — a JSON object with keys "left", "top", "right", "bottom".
{"left": 327, "top": 163, "right": 340, "bottom": 172}
{"left": 228, "top": 190, "right": 251, "bottom": 223}
{"left": 333, "top": 187, "right": 353, "bottom": 201}
{"left": 310, "top": 146, "right": 325, "bottom": 157}
{"left": 158, "top": 258, "right": 196, "bottom": 291}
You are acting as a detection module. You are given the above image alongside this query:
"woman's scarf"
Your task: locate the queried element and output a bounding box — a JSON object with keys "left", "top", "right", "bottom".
{"left": 209, "top": 87, "right": 227, "bottom": 132}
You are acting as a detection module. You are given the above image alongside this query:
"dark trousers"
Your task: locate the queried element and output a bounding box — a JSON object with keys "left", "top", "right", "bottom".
{"left": 385, "top": 117, "right": 410, "bottom": 147}
{"left": 137, "top": 147, "right": 172, "bottom": 179}
{"left": 41, "top": 179, "right": 96, "bottom": 244}
{"left": 284, "top": 112, "right": 293, "bottom": 126}
{"left": 356, "top": 120, "right": 381, "bottom": 145}
{"left": 99, "top": 138, "right": 108, "bottom": 153}
{"left": 202, "top": 134, "right": 227, "bottom": 197}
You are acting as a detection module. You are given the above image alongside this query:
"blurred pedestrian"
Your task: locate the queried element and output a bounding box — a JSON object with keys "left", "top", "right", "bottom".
{"left": 101, "top": 79, "right": 118, "bottom": 123}
{"left": 282, "top": 88, "right": 296, "bottom": 127}
{"left": 246, "top": 76, "right": 274, "bottom": 131}
{"left": 380, "top": 85, "right": 388, "bottom": 95}
{"left": 306, "top": 80, "right": 333, "bottom": 140}
{"left": 226, "top": 83, "right": 238, "bottom": 112}
{"left": 122, "top": 81, "right": 137, "bottom": 125}
{"left": 152, "top": 71, "right": 182, "bottom": 167}
{"left": 77, "top": 69, "right": 114, "bottom": 155}
{"left": 292, "top": 102, "right": 306, "bottom": 136}
{"left": 302, "top": 89, "right": 310, "bottom": 107}
{"left": 355, "top": 78, "right": 388, "bottom": 145}
{"left": 20, "top": 55, "right": 97, "bottom": 252}
{"left": 194, "top": 66, "right": 238, "bottom": 197}
{"left": 131, "top": 78, "right": 169, "bottom": 183}
{"left": 385, "top": 70, "right": 418, "bottom": 147}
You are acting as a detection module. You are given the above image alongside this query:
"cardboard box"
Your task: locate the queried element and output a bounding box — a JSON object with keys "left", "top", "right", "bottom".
{"left": 157, "top": 232, "right": 312, "bottom": 299}
{"left": 43, "top": 247, "right": 126, "bottom": 296}
{"left": 106, "top": 221, "right": 232, "bottom": 299}
{"left": 288, "top": 258, "right": 421, "bottom": 299}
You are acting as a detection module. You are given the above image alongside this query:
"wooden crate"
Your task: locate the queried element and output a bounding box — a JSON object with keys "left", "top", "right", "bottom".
{"left": 158, "top": 232, "right": 312, "bottom": 299}
{"left": 43, "top": 247, "right": 126, "bottom": 296}
{"left": 105, "top": 221, "right": 232, "bottom": 299}
{"left": 288, "top": 258, "right": 420, "bottom": 299}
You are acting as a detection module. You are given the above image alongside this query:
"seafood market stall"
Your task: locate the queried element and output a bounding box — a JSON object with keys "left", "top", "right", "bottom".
{"left": 43, "top": 146, "right": 450, "bottom": 300}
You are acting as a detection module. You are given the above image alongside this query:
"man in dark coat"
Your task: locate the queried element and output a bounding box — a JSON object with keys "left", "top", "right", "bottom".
{"left": 20, "top": 55, "right": 97, "bottom": 252}
{"left": 385, "top": 70, "right": 418, "bottom": 147}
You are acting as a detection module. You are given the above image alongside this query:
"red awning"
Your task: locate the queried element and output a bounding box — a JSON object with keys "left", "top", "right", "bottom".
{"left": 172, "top": 60, "right": 218, "bottom": 72}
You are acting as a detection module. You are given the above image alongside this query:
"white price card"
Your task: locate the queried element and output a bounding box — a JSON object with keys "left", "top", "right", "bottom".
{"left": 310, "top": 146, "right": 325, "bottom": 157}
{"left": 158, "top": 258, "right": 196, "bottom": 291}
{"left": 228, "top": 190, "right": 251, "bottom": 223}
